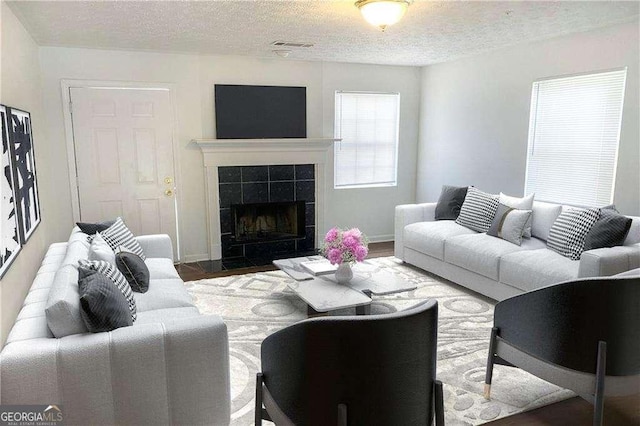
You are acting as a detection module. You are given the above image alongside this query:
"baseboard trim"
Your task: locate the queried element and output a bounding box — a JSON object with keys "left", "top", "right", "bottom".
{"left": 367, "top": 234, "right": 394, "bottom": 243}
{"left": 182, "top": 253, "right": 210, "bottom": 263}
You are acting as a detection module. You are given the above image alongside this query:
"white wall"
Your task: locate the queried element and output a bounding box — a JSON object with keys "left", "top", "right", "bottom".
{"left": 321, "top": 62, "right": 421, "bottom": 240}
{"left": 417, "top": 21, "right": 640, "bottom": 215}
{"left": 38, "top": 49, "right": 421, "bottom": 261}
{"left": 0, "top": 3, "right": 49, "bottom": 344}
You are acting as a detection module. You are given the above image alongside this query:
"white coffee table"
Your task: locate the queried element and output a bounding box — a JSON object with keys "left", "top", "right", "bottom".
{"left": 274, "top": 256, "right": 417, "bottom": 316}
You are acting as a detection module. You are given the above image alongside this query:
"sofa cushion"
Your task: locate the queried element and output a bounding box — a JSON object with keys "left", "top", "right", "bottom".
{"left": 500, "top": 249, "right": 579, "bottom": 292}
{"left": 531, "top": 202, "right": 562, "bottom": 241}
{"left": 445, "top": 233, "right": 546, "bottom": 281}
{"left": 615, "top": 268, "right": 640, "bottom": 278}
{"left": 145, "top": 258, "right": 180, "bottom": 279}
{"left": 45, "top": 265, "right": 88, "bottom": 338}
{"left": 624, "top": 217, "right": 640, "bottom": 245}
{"left": 6, "top": 315, "right": 54, "bottom": 344}
{"left": 403, "top": 221, "right": 476, "bottom": 260}
{"left": 134, "top": 307, "right": 201, "bottom": 325}
{"left": 133, "top": 278, "right": 194, "bottom": 312}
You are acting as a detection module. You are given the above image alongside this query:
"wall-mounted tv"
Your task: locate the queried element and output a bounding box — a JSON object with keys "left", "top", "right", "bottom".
{"left": 214, "top": 84, "right": 306, "bottom": 139}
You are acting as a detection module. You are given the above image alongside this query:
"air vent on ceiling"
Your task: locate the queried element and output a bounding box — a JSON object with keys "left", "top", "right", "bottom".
{"left": 271, "top": 41, "right": 314, "bottom": 48}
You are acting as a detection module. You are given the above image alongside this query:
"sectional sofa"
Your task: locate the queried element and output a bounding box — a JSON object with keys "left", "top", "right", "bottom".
{"left": 0, "top": 228, "right": 231, "bottom": 425}
{"left": 395, "top": 201, "right": 640, "bottom": 301}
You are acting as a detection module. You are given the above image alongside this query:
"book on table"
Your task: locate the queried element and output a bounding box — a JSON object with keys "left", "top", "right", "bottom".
{"left": 300, "top": 259, "right": 338, "bottom": 276}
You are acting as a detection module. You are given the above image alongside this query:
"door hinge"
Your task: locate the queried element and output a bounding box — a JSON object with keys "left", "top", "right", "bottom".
{"left": 68, "top": 101, "right": 73, "bottom": 115}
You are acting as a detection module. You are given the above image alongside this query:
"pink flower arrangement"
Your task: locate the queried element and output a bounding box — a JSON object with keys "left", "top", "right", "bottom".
{"left": 321, "top": 227, "right": 369, "bottom": 265}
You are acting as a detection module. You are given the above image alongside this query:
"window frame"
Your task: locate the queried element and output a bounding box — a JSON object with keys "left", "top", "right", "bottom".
{"left": 333, "top": 90, "right": 401, "bottom": 190}
{"left": 523, "top": 67, "right": 627, "bottom": 207}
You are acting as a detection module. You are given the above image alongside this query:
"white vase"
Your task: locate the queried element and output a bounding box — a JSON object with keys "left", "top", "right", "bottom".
{"left": 335, "top": 263, "right": 353, "bottom": 284}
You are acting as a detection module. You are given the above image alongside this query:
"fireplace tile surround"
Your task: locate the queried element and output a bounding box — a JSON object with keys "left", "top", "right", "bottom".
{"left": 218, "top": 164, "right": 316, "bottom": 260}
{"left": 194, "top": 138, "right": 335, "bottom": 262}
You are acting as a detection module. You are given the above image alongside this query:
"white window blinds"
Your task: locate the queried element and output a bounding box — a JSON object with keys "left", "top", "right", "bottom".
{"left": 524, "top": 69, "right": 627, "bottom": 207}
{"left": 334, "top": 91, "right": 400, "bottom": 188}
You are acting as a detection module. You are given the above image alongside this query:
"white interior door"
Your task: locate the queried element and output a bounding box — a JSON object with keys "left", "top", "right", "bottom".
{"left": 70, "top": 87, "right": 179, "bottom": 260}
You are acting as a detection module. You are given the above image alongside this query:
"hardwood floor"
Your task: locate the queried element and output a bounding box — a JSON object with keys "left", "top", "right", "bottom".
{"left": 176, "top": 241, "right": 638, "bottom": 425}
{"left": 487, "top": 394, "right": 639, "bottom": 425}
{"left": 175, "top": 241, "right": 395, "bottom": 281}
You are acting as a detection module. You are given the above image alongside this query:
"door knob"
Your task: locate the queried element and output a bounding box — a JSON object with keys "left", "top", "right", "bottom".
{"left": 164, "top": 177, "right": 174, "bottom": 185}
{"left": 165, "top": 189, "right": 174, "bottom": 197}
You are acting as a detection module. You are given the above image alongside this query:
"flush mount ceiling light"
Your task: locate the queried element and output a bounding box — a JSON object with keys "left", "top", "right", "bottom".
{"left": 355, "top": 0, "right": 411, "bottom": 31}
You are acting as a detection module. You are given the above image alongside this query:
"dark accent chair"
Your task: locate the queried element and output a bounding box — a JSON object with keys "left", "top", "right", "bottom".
{"left": 255, "top": 300, "right": 444, "bottom": 425}
{"left": 484, "top": 275, "right": 640, "bottom": 426}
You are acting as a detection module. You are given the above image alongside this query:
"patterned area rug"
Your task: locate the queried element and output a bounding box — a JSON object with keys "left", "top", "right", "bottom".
{"left": 185, "top": 257, "right": 573, "bottom": 425}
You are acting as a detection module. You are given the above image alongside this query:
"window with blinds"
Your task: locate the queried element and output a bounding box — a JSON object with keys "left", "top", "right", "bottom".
{"left": 334, "top": 91, "right": 400, "bottom": 188}
{"left": 524, "top": 69, "right": 627, "bottom": 207}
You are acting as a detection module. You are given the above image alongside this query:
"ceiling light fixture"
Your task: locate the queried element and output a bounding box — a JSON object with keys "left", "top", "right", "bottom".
{"left": 355, "top": 0, "right": 411, "bottom": 31}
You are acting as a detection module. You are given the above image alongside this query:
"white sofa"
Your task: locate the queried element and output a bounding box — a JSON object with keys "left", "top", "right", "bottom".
{"left": 0, "top": 227, "right": 231, "bottom": 425}
{"left": 395, "top": 201, "right": 640, "bottom": 301}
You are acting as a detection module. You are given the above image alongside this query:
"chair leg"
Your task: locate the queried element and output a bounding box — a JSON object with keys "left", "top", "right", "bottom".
{"left": 484, "top": 327, "right": 498, "bottom": 400}
{"left": 434, "top": 380, "right": 445, "bottom": 426}
{"left": 255, "top": 373, "right": 264, "bottom": 426}
{"left": 337, "top": 404, "right": 348, "bottom": 426}
{"left": 593, "top": 341, "right": 607, "bottom": 426}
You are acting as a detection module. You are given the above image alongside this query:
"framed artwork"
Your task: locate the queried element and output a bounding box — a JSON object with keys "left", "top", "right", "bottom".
{"left": 7, "top": 107, "right": 41, "bottom": 244}
{"left": 0, "top": 105, "right": 21, "bottom": 278}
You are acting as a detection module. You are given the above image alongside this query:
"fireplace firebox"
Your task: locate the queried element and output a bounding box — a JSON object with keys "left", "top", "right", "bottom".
{"left": 231, "top": 201, "right": 305, "bottom": 243}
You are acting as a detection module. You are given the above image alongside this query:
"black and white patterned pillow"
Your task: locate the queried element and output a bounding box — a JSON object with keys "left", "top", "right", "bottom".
{"left": 100, "top": 217, "right": 146, "bottom": 260}
{"left": 79, "top": 259, "right": 137, "bottom": 322}
{"left": 547, "top": 208, "right": 601, "bottom": 260}
{"left": 455, "top": 187, "right": 500, "bottom": 232}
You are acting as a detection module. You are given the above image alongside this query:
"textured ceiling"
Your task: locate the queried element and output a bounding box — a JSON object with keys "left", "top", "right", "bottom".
{"left": 6, "top": 1, "right": 639, "bottom": 66}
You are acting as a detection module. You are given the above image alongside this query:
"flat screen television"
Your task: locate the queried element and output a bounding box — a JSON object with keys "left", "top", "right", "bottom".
{"left": 214, "top": 84, "right": 306, "bottom": 139}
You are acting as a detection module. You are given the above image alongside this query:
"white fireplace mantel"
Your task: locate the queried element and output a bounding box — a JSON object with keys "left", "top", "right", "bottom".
{"left": 194, "top": 138, "right": 338, "bottom": 260}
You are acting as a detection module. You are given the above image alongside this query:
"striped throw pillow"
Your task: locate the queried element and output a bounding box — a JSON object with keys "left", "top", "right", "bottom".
{"left": 547, "top": 208, "right": 601, "bottom": 260}
{"left": 79, "top": 259, "right": 137, "bottom": 322}
{"left": 100, "top": 217, "right": 146, "bottom": 260}
{"left": 455, "top": 187, "right": 500, "bottom": 233}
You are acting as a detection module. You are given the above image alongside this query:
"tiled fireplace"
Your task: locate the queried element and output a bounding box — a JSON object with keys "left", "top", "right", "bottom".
{"left": 195, "top": 138, "right": 335, "bottom": 262}
{"left": 218, "top": 164, "right": 316, "bottom": 262}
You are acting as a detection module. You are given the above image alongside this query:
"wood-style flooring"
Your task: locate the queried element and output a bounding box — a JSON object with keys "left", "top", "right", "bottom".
{"left": 176, "top": 241, "right": 639, "bottom": 425}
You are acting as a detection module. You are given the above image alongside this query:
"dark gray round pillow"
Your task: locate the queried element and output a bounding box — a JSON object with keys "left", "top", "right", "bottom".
{"left": 115, "top": 251, "right": 150, "bottom": 293}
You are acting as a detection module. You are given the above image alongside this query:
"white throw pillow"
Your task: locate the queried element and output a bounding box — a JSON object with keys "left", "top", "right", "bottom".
{"left": 89, "top": 232, "right": 116, "bottom": 265}
{"left": 531, "top": 202, "right": 563, "bottom": 241}
{"left": 499, "top": 192, "right": 534, "bottom": 238}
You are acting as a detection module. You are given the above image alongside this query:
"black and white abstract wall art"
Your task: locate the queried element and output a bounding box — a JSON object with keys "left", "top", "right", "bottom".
{"left": 7, "top": 107, "right": 40, "bottom": 244}
{"left": 0, "top": 105, "right": 21, "bottom": 278}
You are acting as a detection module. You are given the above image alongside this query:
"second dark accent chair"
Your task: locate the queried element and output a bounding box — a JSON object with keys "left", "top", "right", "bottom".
{"left": 255, "top": 300, "right": 444, "bottom": 425}
{"left": 484, "top": 274, "right": 640, "bottom": 426}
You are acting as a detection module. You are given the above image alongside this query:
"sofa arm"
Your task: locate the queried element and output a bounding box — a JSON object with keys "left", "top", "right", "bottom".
{"left": 135, "top": 234, "right": 173, "bottom": 259}
{"left": 579, "top": 244, "right": 640, "bottom": 278}
{"left": 394, "top": 203, "right": 437, "bottom": 259}
{"left": 1, "top": 316, "right": 230, "bottom": 425}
